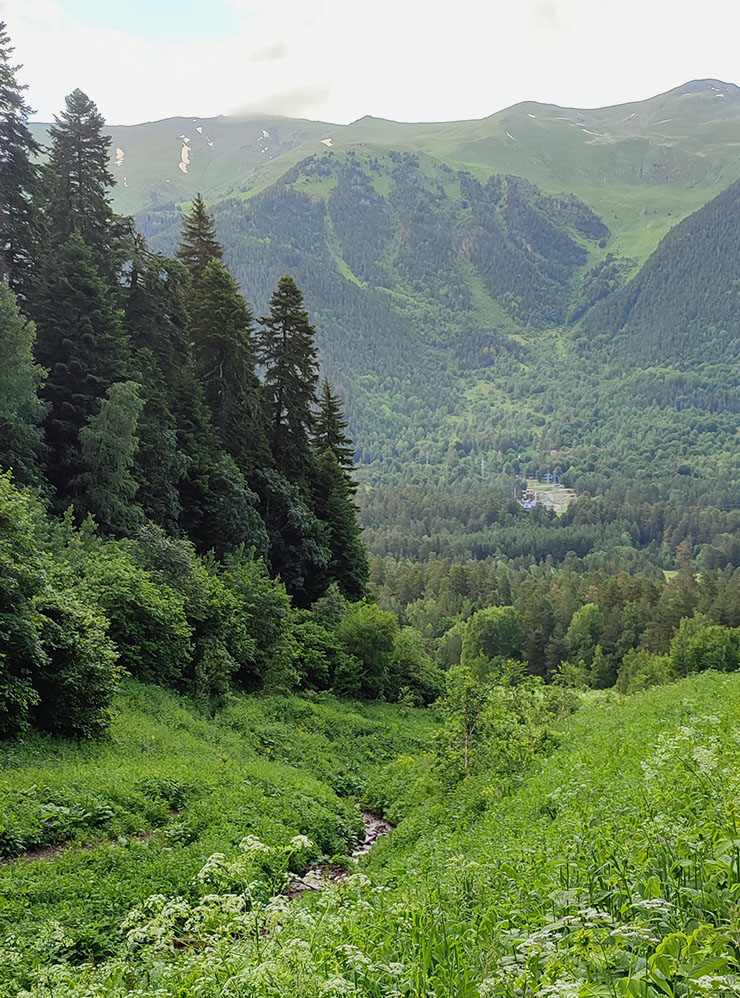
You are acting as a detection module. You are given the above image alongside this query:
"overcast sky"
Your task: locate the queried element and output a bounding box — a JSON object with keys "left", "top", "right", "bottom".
{"left": 3, "top": 0, "right": 739, "bottom": 125}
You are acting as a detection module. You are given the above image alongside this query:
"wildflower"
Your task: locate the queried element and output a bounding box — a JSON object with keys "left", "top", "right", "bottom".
{"left": 631, "top": 897, "right": 673, "bottom": 914}
{"left": 320, "top": 976, "right": 359, "bottom": 996}
{"left": 238, "top": 834, "right": 271, "bottom": 853}
{"left": 692, "top": 745, "right": 718, "bottom": 775}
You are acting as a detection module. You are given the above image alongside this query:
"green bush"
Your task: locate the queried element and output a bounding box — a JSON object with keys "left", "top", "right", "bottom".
{"left": 390, "top": 627, "right": 444, "bottom": 705}
{"left": 335, "top": 602, "right": 398, "bottom": 698}
{"left": 0, "top": 475, "right": 118, "bottom": 739}
{"left": 461, "top": 605, "right": 523, "bottom": 677}
{"left": 220, "top": 548, "right": 298, "bottom": 691}
{"left": 617, "top": 647, "right": 672, "bottom": 693}
{"left": 293, "top": 615, "right": 348, "bottom": 690}
{"left": 0, "top": 474, "right": 45, "bottom": 735}
{"left": 31, "top": 582, "right": 118, "bottom": 738}
{"left": 669, "top": 614, "right": 740, "bottom": 677}
{"left": 84, "top": 549, "right": 192, "bottom": 687}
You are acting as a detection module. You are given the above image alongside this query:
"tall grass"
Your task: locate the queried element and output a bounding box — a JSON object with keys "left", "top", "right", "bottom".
{"left": 5, "top": 674, "right": 740, "bottom": 997}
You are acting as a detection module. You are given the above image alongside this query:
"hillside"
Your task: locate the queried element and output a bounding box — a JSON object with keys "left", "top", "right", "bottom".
{"left": 30, "top": 78, "right": 740, "bottom": 261}
{"left": 135, "top": 160, "right": 740, "bottom": 499}
{"left": 580, "top": 176, "right": 740, "bottom": 366}
{"left": 26, "top": 79, "right": 740, "bottom": 497}
{"left": 5, "top": 672, "right": 740, "bottom": 996}
{"left": 0, "top": 682, "right": 435, "bottom": 988}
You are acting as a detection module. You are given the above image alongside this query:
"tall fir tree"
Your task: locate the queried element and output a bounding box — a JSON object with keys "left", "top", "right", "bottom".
{"left": 125, "top": 243, "right": 193, "bottom": 532}
{"left": 43, "top": 89, "right": 126, "bottom": 272}
{"left": 35, "top": 235, "right": 130, "bottom": 507}
{"left": 177, "top": 193, "right": 223, "bottom": 280}
{"left": 187, "top": 259, "right": 268, "bottom": 476}
{"left": 258, "top": 275, "right": 319, "bottom": 483}
{"left": 312, "top": 383, "right": 368, "bottom": 599}
{"left": 0, "top": 283, "right": 45, "bottom": 484}
{"left": 314, "top": 379, "right": 356, "bottom": 486}
{"left": 0, "top": 22, "right": 40, "bottom": 297}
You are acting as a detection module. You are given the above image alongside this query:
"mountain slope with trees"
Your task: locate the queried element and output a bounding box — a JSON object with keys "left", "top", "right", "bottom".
{"left": 579, "top": 176, "right": 740, "bottom": 366}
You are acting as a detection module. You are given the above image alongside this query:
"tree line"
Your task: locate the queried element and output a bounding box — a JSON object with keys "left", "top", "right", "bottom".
{"left": 0, "top": 24, "right": 447, "bottom": 738}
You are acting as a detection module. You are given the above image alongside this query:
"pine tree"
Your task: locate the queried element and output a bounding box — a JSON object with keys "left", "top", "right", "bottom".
{"left": 258, "top": 275, "right": 319, "bottom": 482}
{"left": 257, "top": 468, "right": 330, "bottom": 606}
{"left": 0, "top": 22, "right": 40, "bottom": 296}
{"left": 43, "top": 89, "right": 125, "bottom": 270}
{"left": 188, "top": 259, "right": 268, "bottom": 476}
{"left": 79, "top": 381, "right": 144, "bottom": 535}
{"left": 124, "top": 244, "right": 189, "bottom": 531}
{"left": 177, "top": 193, "right": 223, "bottom": 280}
{"left": 0, "top": 282, "right": 45, "bottom": 484}
{"left": 314, "top": 379, "right": 355, "bottom": 482}
{"left": 35, "top": 235, "right": 130, "bottom": 506}
{"left": 313, "top": 451, "right": 369, "bottom": 600}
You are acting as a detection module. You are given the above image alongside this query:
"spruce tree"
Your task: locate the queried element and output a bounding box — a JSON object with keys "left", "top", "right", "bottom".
{"left": 311, "top": 380, "right": 367, "bottom": 598}
{"left": 258, "top": 275, "right": 319, "bottom": 482}
{"left": 313, "top": 451, "right": 369, "bottom": 600}
{"left": 35, "top": 235, "right": 130, "bottom": 506}
{"left": 0, "top": 282, "right": 45, "bottom": 484}
{"left": 188, "top": 259, "right": 268, "bottom": 475}
{"left": 0, "top": 22, "right": 40, "bottom": 296}
{"left": 125, "top": 244, "right": 193, "bottom": 531}
{"left": 314, "top": 379, "right": 356, "bottom": 485}
{"left": 177, "top": 193, "right": 223, "bottom": 280}
{"left": 43, "top": 89, "right": 124, "bottom": 270}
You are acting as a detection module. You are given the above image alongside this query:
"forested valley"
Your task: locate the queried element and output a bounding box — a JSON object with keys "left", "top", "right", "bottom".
{"left": 4, "top": 20, "right": 740, "bottom": 998}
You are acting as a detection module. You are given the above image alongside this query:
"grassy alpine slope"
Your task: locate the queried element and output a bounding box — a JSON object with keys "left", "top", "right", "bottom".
{"left": 33, "top": 78, "right": 740, "bottom": 265}
{"left": 0, "top": 681, "right": 435, "bottom": 994}
{"left": 5, "top": 672, "right": 740, "bottom": 997}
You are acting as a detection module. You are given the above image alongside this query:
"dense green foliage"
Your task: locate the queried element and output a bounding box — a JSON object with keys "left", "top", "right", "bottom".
{"left": 0, "top": 25, "right": 379, "bottom": 741}
{"left": 0, "top": 23, "right": 39, "bottom": 297}
{"left": 7, "top": 670, "right": 740, "bottom": 996}
{"left": 5, "top": 33, "right": 740, "bottom": 998}
{"left": 580, "top": 177, "right": 740, "bottom": 366}
{"left": 0, "top": 682, "right": 435, "bottom": 989}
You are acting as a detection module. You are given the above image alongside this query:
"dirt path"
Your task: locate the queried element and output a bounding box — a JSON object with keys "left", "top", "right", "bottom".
{"left": 285, "top": 810, "right": 393, "bottom": 897}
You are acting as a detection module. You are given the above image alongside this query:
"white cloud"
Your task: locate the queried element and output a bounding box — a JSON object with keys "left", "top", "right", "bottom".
{"left": 2, "top": 0, "right": 739, "bottom": 125}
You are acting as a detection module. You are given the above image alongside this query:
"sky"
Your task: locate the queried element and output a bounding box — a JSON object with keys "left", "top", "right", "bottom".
{"left": 3, "top": 0, "right": 739, "bottom": 125}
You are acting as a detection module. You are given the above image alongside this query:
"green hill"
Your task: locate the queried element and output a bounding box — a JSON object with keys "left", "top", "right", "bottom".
{"left": 30, "top": 80, "right": 740, "bottom": 498}
{"left": 30, "top": 78, "right": 740, "bottom": 261}
{"left": 580, "top": 176, "right": 740, "bottom": 366}
{"left": 0, "top": 681, "right": 435, "bottom": 984}
{"left": 6, "top": 672, "right": 740, "bottom": 997}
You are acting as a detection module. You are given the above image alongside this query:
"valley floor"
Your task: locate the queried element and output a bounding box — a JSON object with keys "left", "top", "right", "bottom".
{"left": 3, "top": 674, "right": 740, "bottom": 997}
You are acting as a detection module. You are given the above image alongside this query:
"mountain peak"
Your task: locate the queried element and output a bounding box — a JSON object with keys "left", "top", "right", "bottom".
{"left": 671, "top": 78, "right": 740, "bottom": 99}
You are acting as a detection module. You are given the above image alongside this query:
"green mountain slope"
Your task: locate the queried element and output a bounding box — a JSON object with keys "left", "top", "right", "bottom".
{"left": 30, "top": 78, "right": 740, "bottom": 261}
{"left": 580, "top": 176, "right": 740, "bottom": 366}
{"left": 30, "top": 81, "right": 740, "bottom": 497}
{"left": 136, "top": 149, "right": 613, "bottom": 476}
{"left": 7, "top": 672, "right": 740, "bottom": 997}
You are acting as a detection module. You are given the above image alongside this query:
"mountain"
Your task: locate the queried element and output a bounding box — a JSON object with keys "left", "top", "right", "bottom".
{"left": 580, "top": 176, "right": 740, "bottom": 367}
{"left": 29, "top": 81, "right": 740, "bottom": 498}
{"left": 30, "top": 78, "right": 740, "bottom": 262}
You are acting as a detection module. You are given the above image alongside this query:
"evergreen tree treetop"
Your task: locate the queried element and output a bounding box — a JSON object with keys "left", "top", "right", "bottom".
{"left": 0, "top": 21, "right": 40, "bottom": 294}
{"left": 44, "top": 88, "right": 122, "bottom": 265}
{"left": 177, "top": 193, "right": 223, "bottom": 280}
{"left": 314, "top": 378, "right": 355, "bottom": 477}
{"left": 35, "top": 234, "right": 130, "bottom": 505}
{"left": 258, "top": 275, "right": 319, "bottom": 482}
{"left": 187, "top": 258, "right": 267, "bottom": 475}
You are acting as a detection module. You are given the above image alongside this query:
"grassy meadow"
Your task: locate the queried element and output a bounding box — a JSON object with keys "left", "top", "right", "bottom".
{"left": 4, "top": 673, "right": 740, "bottom": 996}
{"left": 0, "top": 682, "right": 435, "bottom": 993}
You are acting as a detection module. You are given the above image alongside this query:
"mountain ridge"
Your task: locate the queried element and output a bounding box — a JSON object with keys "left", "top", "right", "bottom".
{"left": 29, "top": 77, "right": 740, "bottom": 264}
